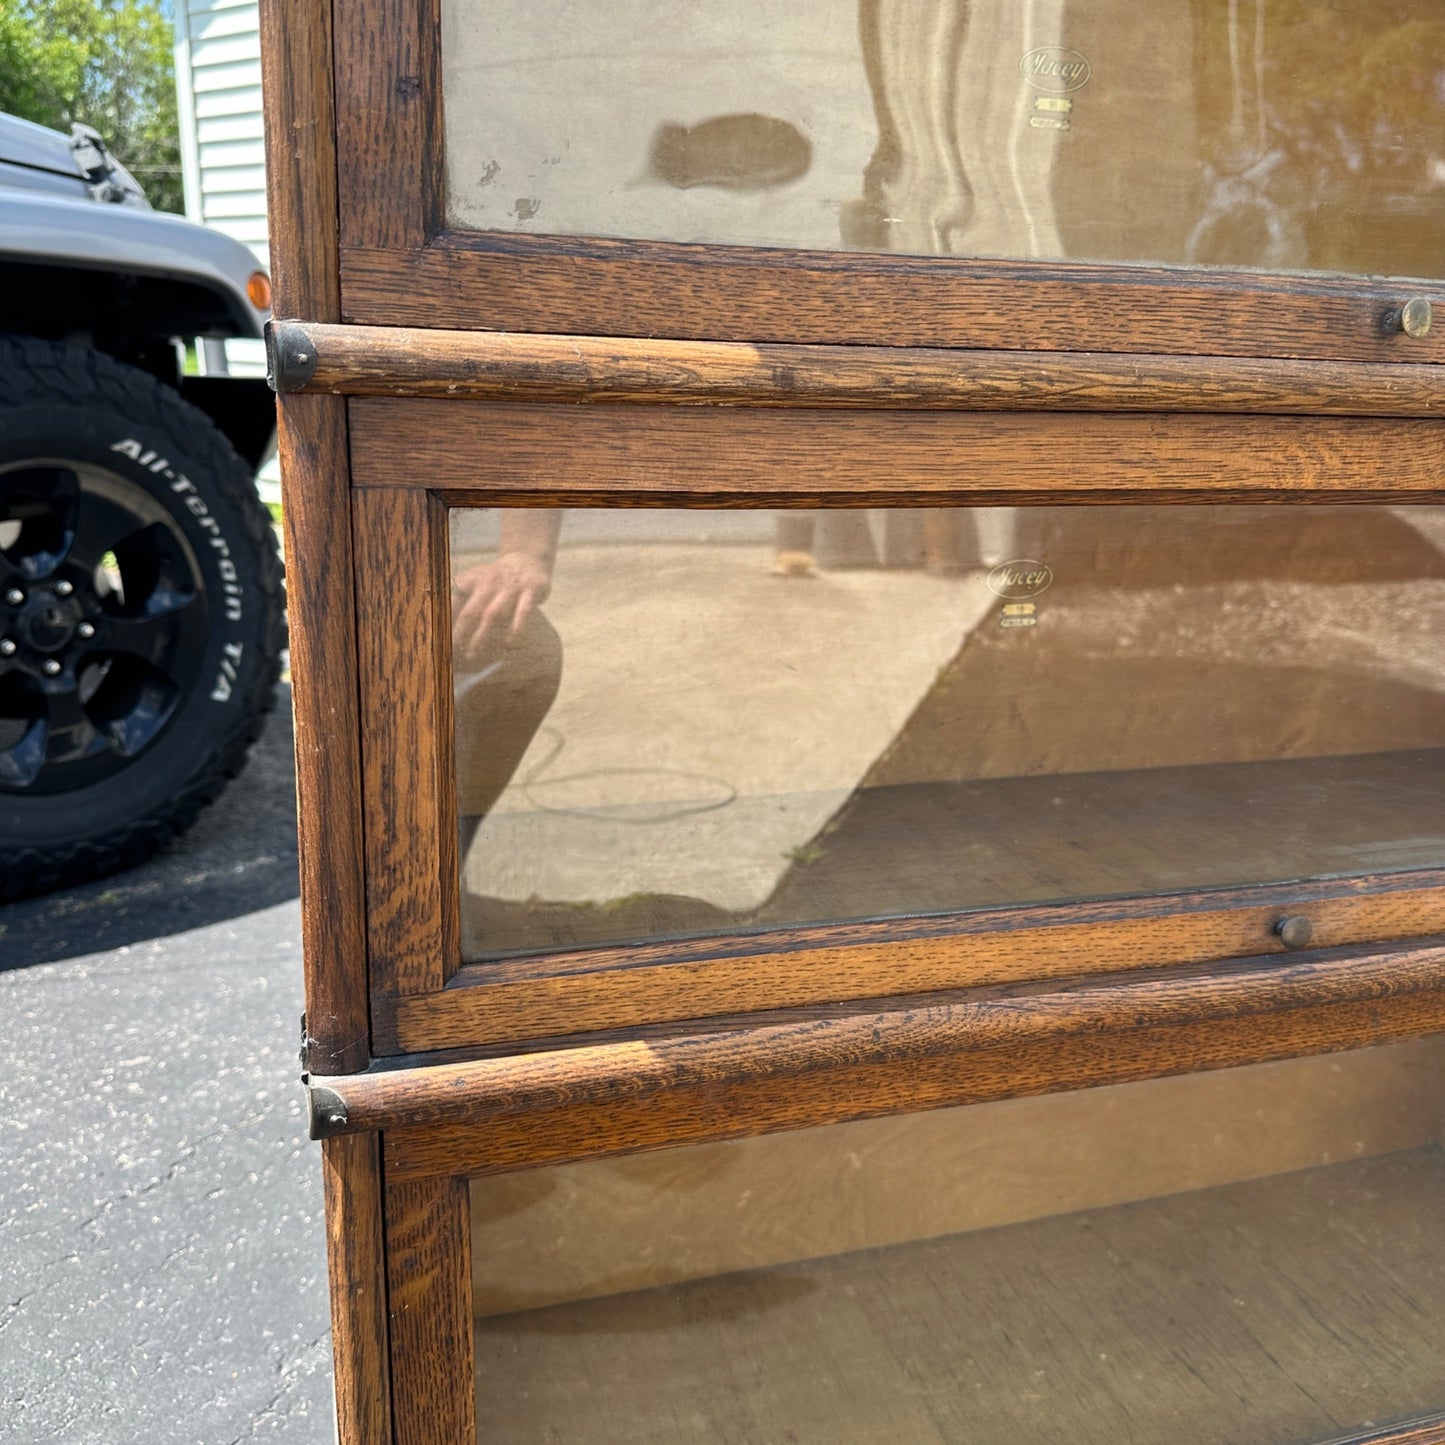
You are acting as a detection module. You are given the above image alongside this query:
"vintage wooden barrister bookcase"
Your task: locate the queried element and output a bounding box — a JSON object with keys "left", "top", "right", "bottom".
{"left": 259, "top": 2, "right": 1445, "bottom": 1441}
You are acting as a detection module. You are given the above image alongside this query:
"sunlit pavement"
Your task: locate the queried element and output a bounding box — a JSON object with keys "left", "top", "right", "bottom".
{"left": 0, "top": 690, "right": 334, "bottom": 1444}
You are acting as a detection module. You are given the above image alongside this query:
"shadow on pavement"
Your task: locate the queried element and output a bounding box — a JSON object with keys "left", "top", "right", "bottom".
{"left": 0, "top": 683, "right": 300, "bottom": 971}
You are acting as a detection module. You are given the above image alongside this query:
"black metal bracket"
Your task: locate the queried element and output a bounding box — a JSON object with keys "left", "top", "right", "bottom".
{"left": 306, "top": 1083, "right": 351, "bottom": 1141}
{"left": 300, "top": 1009, "right": 352, "bottom": 1140}
{"left": 265, "top": 320, "right": 318, "bottom": 393}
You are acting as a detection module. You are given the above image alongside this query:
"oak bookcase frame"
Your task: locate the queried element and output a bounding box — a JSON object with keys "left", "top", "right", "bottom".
{"left": 260, "top": 1, "right": 1445, "bottom": 1441}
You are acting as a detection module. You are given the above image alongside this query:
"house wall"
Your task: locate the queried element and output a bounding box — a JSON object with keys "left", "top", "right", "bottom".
{"left": 172, "top": 0, "right": 273, "bottom": 494}
{"left": 173, "top": 0, "right": 269, "bottom": 396}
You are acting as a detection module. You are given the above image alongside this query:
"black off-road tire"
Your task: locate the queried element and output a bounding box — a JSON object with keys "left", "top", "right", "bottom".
{"left": 0, "top": 337, "right": 284, "bottom": 900}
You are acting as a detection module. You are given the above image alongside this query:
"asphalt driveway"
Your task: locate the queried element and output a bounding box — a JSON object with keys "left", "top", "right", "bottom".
{"left": 0, "top": 686, "right": 335, "bottom": 1443}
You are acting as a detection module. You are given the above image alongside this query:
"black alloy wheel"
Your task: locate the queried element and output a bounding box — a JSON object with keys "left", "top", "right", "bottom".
{"left": 0, "top": 462, "right": 210, "bottom": 792}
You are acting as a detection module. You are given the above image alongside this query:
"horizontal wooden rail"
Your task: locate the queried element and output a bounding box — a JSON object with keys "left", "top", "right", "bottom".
{"left": 349, "top": 400, "right": 1445, "bottom": 505}
{"left": 269, "top": 321, "right": 1445, "bottom": 416}
{"left": 382, "top": 871, "right": 1445, "bottom": 1054}
{"left": 308, "top": 940, "right": 1445, "bottom": 1138}
{"left": 343, "top": 239, "right": 1445, "bottom": 365}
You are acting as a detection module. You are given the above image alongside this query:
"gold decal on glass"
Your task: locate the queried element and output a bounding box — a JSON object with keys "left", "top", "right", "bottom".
{"left": 1018, "top": 45, "right": 1092, "bottom": 93}
{"left": 987, "top": 559, "right": 1053, "bottom": 599}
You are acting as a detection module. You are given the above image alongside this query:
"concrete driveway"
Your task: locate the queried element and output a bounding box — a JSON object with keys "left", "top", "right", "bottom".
{"left": 0, "top": 687, "right": 335, "bottom": 1444}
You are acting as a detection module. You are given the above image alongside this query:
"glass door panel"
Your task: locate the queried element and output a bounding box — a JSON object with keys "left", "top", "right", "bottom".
{"left": 443, "top": 0, "right": 1444, "bottom": 277}
{"left": 471, "top": 1039, "right": 1445, "bottom": 1443}
{"left": 449, "top": 504, "right": 1445, "bottom": 962}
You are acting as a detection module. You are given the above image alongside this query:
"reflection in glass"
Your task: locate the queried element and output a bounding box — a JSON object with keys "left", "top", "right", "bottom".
{"left": 450, "top": 505, "right": 1445, "bottom": 961}
{"left": 472, "top": 1041, "right": 1445, "bottom": 1443}
{"left": 443, "top": 0, "right": 1444, "bottom": 277}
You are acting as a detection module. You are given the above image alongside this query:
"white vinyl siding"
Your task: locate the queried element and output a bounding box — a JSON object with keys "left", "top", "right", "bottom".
{"left": 174, "top": 0, "right": 267, "bottom": 268}
{"left": 173, "top": 0, "right": 273, "bottom": 492}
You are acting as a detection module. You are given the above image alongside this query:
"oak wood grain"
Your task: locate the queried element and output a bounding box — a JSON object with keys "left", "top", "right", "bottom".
{"left": 384, "top": 1175, "right": 474, "bottom": 1445}
{"left": 381, "top": 877, "right": 1445, "bottom": 1054}
{"left": 332, "top": 0, "right": 441, "bottom": 252}
{"left": 287, "top": 323, "right": 1445, "bottom": 416}
{"left": 274, "top": 395, "right": 370, "bottom": 1074}
{"left": 258, "top": 0, "right": 339, "bottom": 319}
{"left": 459, "top": 870, "right": 1445, "bottom": 986}
{"left": 258, "top": 0, "right": 368, "bottom": 1076}
{"left": 386, "top": 987, "right": 1445, "bottom": 1182}
{"left": 321, "top": 1133, "right": 392, "bottom": 1445}
{"left": 352, "top": 488, "right": 457, "bottom": 999}
{"left": 260, "top": 6, "right": 383, "bottom": 1444}
{"left": 348, "top": 400, "right": 1445, "bottom": 505}
{"left": 341, "top": 238, "right": 1445, "bottom": 365}
{"left": 333, "top": 942, "right": 1445, "bottom": 1136}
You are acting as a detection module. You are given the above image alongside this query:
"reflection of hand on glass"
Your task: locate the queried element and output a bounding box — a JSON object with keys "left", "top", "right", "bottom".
{"left": 451, "top": 512, "right": 562, "bottom": 671}
{"left": 453, "top": 510, "right": 565, "bottom": 863}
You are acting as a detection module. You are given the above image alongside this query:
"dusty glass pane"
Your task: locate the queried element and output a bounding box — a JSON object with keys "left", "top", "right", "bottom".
{"left": 472, "top": 1041, "right": 1445, "bottom": 1443}
{"left": 443, "top": 0, "right": 1444, "bottom": 277}
{"left": 450, "top": 504, "right": 1445, "bottom": 961}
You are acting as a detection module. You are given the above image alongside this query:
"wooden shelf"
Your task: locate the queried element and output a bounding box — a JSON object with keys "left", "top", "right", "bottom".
{"left": 475, "top": 1147, "right": 1445, "bottom": 1445}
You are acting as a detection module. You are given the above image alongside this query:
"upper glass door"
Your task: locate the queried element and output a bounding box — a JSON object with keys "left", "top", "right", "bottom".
{"left": 442, "top": 0, "right": 1443, "bottom": 277}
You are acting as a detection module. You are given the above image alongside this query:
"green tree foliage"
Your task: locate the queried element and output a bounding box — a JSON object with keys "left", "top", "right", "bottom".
{"left": 0, "top": 0, "right": 182, "bottom": 213}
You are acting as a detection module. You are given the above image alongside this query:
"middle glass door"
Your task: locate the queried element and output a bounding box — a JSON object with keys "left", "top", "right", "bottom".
{"left": 448, "top": 503, "right": 1445, "bottom": 963}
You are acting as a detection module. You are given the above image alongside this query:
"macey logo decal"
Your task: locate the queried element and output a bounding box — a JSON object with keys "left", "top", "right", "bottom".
{"left": 1019, "top": 47, "right": 1092, "bottom": 93}
{"left": 987, "top": 559, "right": 1053, "bottom": 599}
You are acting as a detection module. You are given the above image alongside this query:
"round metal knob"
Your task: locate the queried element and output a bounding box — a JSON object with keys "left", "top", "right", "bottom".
{"left": 1399, "top": 298, "right": 1433, "bottom": 339}
{"left": 1275, "top": 915, "right": 1313, "bottom": 951}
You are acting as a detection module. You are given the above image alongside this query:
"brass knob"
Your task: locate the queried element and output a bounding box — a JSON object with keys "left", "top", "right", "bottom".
{"left": 1398, "top": 298, "right": 1433, "bottom": 339}
{"left": 1275, "top": 915, "right": 1313, "bottom": 951}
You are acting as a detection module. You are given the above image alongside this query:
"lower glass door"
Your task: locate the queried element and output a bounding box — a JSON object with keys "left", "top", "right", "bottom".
{"left": 471, "top": 1038, "right": 1445, "bottom": 1444}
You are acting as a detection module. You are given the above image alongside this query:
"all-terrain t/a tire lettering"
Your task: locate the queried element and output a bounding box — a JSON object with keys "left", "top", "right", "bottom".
{"left": 0, "top": 337, "right": 284, "bottom": 899}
